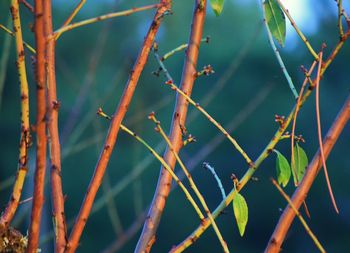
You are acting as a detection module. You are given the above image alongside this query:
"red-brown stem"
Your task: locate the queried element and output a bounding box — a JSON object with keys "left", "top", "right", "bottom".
{"left": 315, "top": 52, "right": 339, "bottom": 213}
{"left": 265, "top": 94, "right": 350, "bottom": 253}
{"left": 135, "top": 1, "right": 207, "bottom": 252}
{"left": 64, "top": 2, "right": 171, "bottom": 252}
{"left": 291, "top": 61, "right": 317, "bottom": 185}
{"left": 20, "top": 0, "right": 34, "bottom": 13}
{"left": 43, "top": 1, "right": 67, "bottom": 252}
{"left": 0, "top": 0, "right": 31, "bottom": 228}
{"left": 27, "top": 0, "right": 47, "bottom": 252}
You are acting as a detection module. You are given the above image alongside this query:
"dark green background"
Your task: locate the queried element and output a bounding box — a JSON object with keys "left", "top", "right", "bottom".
{"left": 0, "top": 0, "right": 349, "bottom": 252}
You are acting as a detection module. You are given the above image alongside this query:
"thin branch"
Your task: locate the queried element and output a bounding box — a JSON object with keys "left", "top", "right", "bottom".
{"left": 149, "top": 113, "right": 229, "bottom": 253}
{"left": 64, "top": 2, "right": 172, "bottom": 252}
{"left": 27, "top": 0, "right": 47, "bottom": 252}
{"left": 265, "top": 94, "right": 350, "bottom": 253}
{"left": 261, "top": 3, "right": 298, "bottom": 98}
{"left": 270, "top": 178, "right": 326, "bottom": 253}
{"left": 19, "top": 0, "right": 34, "bottom": 13}
{"left": 165, "top": 81, "right": 254, "bottom": 168}
{"left": 53, "top": 4, "right": 160, "bottom": 39}
{"left": 54, "top": 0, "right": 87, "bottom": 40}
{"left": 0, "top": 0, "right": 31, "bottom": 228}
{"left": 315, "top": 51, "right": 339, "bottom": 213}
{"left": 161, "top": 37, "right": 209, "bottom": 61}
{"left": 291, "top": 61, "right": 317, "bottom": 185}
{"left": 203, "top": 162, "right": 226, "bottom": 199}
{"left": 136, "top": 1, "right": 207, "bottom": 251}
{"left": 0, "top": 24, "right": 36, "bottom": 53}
{"left": 44, "top": 0, "right": 67, "bottom": 251}
{"left": 275, "top": 0, "right": 319, "bottom": 61}
{"left": 338, "top": 0, "right": 344, "bottom": 37}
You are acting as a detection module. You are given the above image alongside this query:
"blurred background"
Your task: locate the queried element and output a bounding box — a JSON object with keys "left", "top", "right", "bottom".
{"left": 0, "top": 0, "right": 349, "bottom": 252}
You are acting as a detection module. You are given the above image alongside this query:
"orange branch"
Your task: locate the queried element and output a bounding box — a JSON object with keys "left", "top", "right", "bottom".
{"left": 27, "top": 0, "right": 47, "bottom": 252}
{"left": 43, "top": 1, "right": 67, "bottom": 251}
{"left": 64, "top": 1, "right": 172, "bottom": 252}
{"left": 135, "top": 1, "right": 207, "bottom": 252}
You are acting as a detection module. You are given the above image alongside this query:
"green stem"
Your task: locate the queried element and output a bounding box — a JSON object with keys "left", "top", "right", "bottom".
{"left": 149, "top": 113, "right": 229, "bottom": 253}
{"left": 262, "top": 2, "right": 298, "bottom": 98}
{"left": 275, "top": 0, "right": 319, "bottom": 61}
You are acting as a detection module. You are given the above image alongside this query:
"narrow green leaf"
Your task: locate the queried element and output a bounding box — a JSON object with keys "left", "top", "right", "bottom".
{"left": 233, "top": 193, "right": 248, "bottom": 236}
{"left": 263, "top": 0, "right": 286, "bottom": 46}
{"left": 292, "top": 143, "right": 308, "bottom": 184}
{"left": 210, "top": 0, "right": 225, "bottom": 16}
{"left": 275, "top": 150, "right": 291, "bottom": 187}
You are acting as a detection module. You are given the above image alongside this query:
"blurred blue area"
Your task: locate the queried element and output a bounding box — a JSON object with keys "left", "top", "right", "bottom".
{"left": 0, "top": 0, "right": 349, "bottom": 252}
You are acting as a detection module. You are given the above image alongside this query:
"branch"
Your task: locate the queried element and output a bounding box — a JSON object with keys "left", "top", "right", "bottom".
{"left": 265, "top": 94, "right": 350, "bottom": 253}
{"left": 0, "top": 23, "right": 36, "bottom": 53}
{"left": 0, "top": 0, "right": 31, "bottom": 228}
{"left": 261, "top": 2, "right": 298, "bottom": 98}
{"left": 270, "top": 178, "right": 326, "bottom": 253}
{"left": 53, "top": 4, "right": 159, "bottom": 40}
{"left": 27, "top": 0, "right": 47, "bottom": 252}
{"left": 54, "top": 0, "right": 87, "bottom": 40}
{"left": 64, "top": 2, "right": 172, "bottom": 252}
{"left": 149, "top": 113, "right": 229, "bottom": 252}
{"left": 275, "top": 0, "right": 319, "bottom": 61}
{"left": 43, "top": 0, "right": 67, "bottom": 251}
{"left": 165, "top": 81, "right": 254, "bottom": 167}
{"left": 135, "top": 1, "right": 207, "bottom": 252}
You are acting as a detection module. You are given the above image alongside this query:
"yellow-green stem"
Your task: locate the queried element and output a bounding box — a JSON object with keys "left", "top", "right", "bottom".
{"left": 166, "top": 81, "right": 254, "bottom": 168}
{"left": 53, "top": 4, "right": 159, "bottom": 39}
{"left": 118, "top": 124, "right": 205, "bottom": 220}
{"left": 270, "top": 178, "right": 326, "bottom": 253}
{"left": 150, "top": 114, "right": 229, "bottom": 253}
{"left": 275, "top": 0, "right": 319, "bottom": 61}
{"left": 0, "top": 0, "right": 30, "bottom": 226}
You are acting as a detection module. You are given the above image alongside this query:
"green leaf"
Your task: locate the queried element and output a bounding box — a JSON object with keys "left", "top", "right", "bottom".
{"left": 210, "top": 0, "right": 225, "bottom": 16}
{"left": 263, "top": 0, "right": 286, "bottom": 46}
{"left": 233, "top": 193, "right": 248, "bottom": 236}
{"left": 275, "top": 150, "right": 291, "bottom": 187}
{"left": 292, "top": 143, "right": 308, "bottom": 184}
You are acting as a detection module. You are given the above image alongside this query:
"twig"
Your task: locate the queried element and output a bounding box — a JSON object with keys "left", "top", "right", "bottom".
{"left": 44, "top": 0, "right": 67, "bottom": 251}
{"left": 19, "top": 0, "right": 34, "bottom": 13}
{"left": 290, "top": 61, "right": 317, "bottom": 185}
{"left": 0, "top": 24, "right": 36, "bottom": 53}
{"left": 203, "top": 162, "right": 226, "bottom": 199}
{"left": 161, "top": 37, "right": 209, "bottom": 61}
{"left": 315, "top": 51, "right": 339, "bottom": 213}
{"left": 275, "top": 0, "right": 319, "bottom": 61}
{"left": 338, "top": 0, "right": 344, "bottom": 37}
{"left": 65, "top": 2, "right": 172, "bottom": 252}
{"left": 136, "top": 1, "right": 207, "bottom": 251}
{"left": 0, "top": 0, "right": 31, "bottom": 228}
{"left": 165, "top": 81, "right": 254, "bottom": 168}
{"left": 53, "top": 4, "right": 160, "bottom": 39}
{"left": 270, "top": 178, "right": 326, "bottom": 253}
{"left": 261, "top": 2, "right": 298, "bottom": 98}
{"left": 149, "top": 113, "right": 229, "bottom": 253}
{"left": 265, "top": 94, "right": 350, "bottom": 253}
{"left": 115, "top": 121, "right": 205, "bottom": 220}
{"left": 54, "top": 0, "right": 87, "bottom": 40}
{"left": 27, "top": 0, "right": 48, "bottom": 252}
